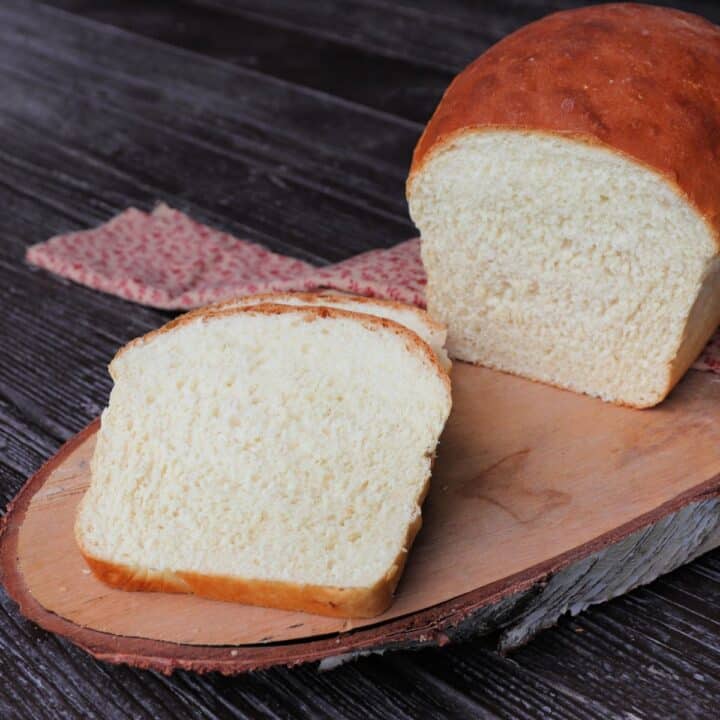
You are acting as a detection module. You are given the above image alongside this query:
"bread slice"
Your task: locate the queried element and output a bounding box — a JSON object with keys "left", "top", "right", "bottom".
{"left": 75, "top": 304, "right": 452, "bottom": 618}
{"left": 407, "top": 4, "right": 720, "bottom": 408}
{"left": 203, "top": 291, "right": 450, "bottom": 369}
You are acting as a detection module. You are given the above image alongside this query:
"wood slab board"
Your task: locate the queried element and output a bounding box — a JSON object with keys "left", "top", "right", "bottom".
{"left": 2, "top": 363, "right": 720, "bottom": 672}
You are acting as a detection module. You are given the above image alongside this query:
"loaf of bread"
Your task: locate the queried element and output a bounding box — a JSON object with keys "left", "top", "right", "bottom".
{"left": 75, "top": 299, "right": 451, "bottom": 617}
{"left": 407, "top": 3, "right": 720, "bottom": 407}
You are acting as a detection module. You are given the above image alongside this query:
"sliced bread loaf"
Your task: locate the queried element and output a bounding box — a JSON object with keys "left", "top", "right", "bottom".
{"left": 203, "top": 292, "right": 450, "bottom": 369}
{"left": 75, "top": 304, "right": 452, "bottom": 617}
{"left": 407, "top": 4, "right": 720, "bottom": 408}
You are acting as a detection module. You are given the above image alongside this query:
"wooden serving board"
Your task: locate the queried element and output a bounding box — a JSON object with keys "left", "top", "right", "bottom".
{"left": 3, "top": 363, "right": 720, "bottom": 674}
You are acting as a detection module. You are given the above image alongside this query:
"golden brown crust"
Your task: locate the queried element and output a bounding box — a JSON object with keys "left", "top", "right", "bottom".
{"left": 408, "top": 3, "right": 720, "bottom": 235}
{"left": 112, "top": 302, "right": 451, "bottom": 396}
{"left": 195, "top": 292, "right": 452, "bottom": 371}
{"left": 194, "top": 291, "right": 447, "bottom": 334}
{"left": 76, "top": 479, "right": 432, "bottom": 621}
{"left": 78, "top": 531, "right": 414, "bottom": 618}
{"left": 78, "top": 470, "right": 432, "bottom": 618}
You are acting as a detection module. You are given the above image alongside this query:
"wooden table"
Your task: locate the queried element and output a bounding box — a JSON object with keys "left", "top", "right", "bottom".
{"left": 1, "top": 1, "right": 719, "bottom": 717}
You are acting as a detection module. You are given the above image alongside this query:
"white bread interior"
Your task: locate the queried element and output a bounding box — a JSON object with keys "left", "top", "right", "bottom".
{"left": 209, "top": 291, "right": 450, "bottom": 369}
{"left": 408, "top": 130, "right": 720, "bottom": 407}
{"left": 75, "top": 304, "right": 452, "bottom": 617}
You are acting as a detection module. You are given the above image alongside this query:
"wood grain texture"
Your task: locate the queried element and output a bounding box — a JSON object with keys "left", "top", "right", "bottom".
{"left": 41, "top": 0, "right": 454, "bottom": 124}
{"left": 6, "top": 365, "right": 720, "bottom": 648}
{"left": 0, "top": 410, "right": 720, "bottom": 674}
{"left": 44, "top": 0, "right": 720, "bottom": 76}
{"left": 1, "top": 0, "right": 720, "bottom": 717}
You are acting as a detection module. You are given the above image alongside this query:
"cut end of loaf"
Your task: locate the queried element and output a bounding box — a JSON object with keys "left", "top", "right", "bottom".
{"left": 408, "top": 130, "right": 720, "bottom": 407}
{"left": 76, "top": 302, "right": 451, "bottom": 617}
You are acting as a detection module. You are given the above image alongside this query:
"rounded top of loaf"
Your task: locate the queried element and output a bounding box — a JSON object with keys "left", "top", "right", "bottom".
{"left": 408, "top": 3, "right": 720, "bottom": 229}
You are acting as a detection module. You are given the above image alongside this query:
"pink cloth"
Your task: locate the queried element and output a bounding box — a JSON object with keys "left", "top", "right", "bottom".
{"left": 26, "top": 204, "right": 720, "bottom": 373}
{"left": 26, "top": 205, "right": 424, "bottom": 309}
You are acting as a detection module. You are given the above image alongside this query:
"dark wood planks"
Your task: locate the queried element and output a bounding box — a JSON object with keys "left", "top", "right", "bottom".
{"left": 196, "top": 0, "right": 519, "bottom": 72}
{"left": 195, "top": 0, "right": 720, "bottom": 73}
{"left": 0, "top": 0, "right": 719, "bottom": 718}
{"left": 0, "top": 3, "right": 422, "bottom": 259}
{"left": 41, "top": 0, "right": 455, "bottom": 124}
{"left": 42, "top": 0, "right": 720, "bottom": 128}
{"left": 44, "top": 0, "right": 720, "bottom": 72}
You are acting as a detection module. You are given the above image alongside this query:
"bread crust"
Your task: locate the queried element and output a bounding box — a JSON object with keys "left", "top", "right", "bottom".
{"left": 407, "top": 3, "right": 720, "bottom": 238}
{"left": 76, "top": 479, "right": 428, "bottom": 619}
{"left": 81, "top": 305, "right": 450, "bottom": 618}
{"left": 78, "top": 550, "right": 398, "bottom": 619}
{"left": 193, "top": 290, "right": 447, "bottom": 334}
{"left": 190, "top": 292, "right": 451, "bottom": 370}
{"left": 112, "top": 302, "right": 452, "bottom": 397}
